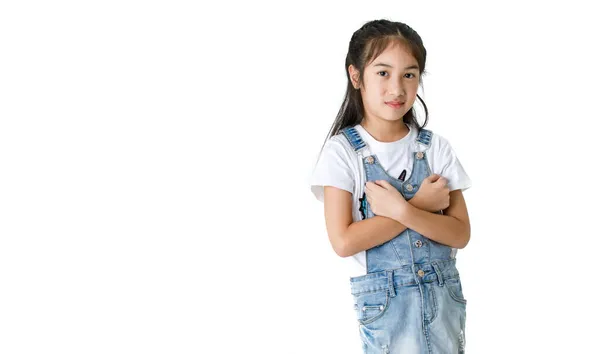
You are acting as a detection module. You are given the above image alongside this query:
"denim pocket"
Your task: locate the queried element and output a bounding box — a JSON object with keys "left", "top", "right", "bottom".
{"left": 445, "top": 278, "right": 467, "bottom": 305}
{"left": 353, "top": 289, "right": 390, "bottom": 325}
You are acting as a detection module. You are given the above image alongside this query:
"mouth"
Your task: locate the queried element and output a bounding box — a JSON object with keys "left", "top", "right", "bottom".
{"left": 385, "top": 101, "right": 405, "bottom": 109}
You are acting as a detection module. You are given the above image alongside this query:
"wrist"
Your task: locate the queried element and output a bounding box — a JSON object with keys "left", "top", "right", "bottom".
{"left": 408, "top": 195, "right": 428, "bottom": 212}
{"left": 407, "top": 196, "right": 420, "bottom": 209}
{"left": 393, "top": 200, "right": 413, "bottom": 224}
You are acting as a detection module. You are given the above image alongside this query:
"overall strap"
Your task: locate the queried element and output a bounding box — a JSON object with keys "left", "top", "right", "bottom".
{"left": 341, "top": 126, "right": 367, "bottom": 152}
{"left": 416, "top": 128, "right": 433, "bottom": 148}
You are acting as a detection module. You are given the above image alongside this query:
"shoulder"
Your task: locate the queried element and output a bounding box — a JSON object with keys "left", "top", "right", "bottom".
{"left": 425, "top": 130, "right": 466, "bottom": 172}
{"left": 321, "top": 131, "right": 355, "bottom": 160}
{"left": 421, "top": 128, "right": 451, "bottom": 153}
{"left": 417, "top": 129, "right": 458, "bottom": 167}
{"left": 311, "top": 132, "right": 358, "bottom": 179}
{"left": 310, "top": 131, "right": 360, "bottom": 201}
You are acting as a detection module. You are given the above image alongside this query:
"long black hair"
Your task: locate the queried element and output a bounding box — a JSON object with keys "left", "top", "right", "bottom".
{"left": 320, "top": 19, "right": 430, "bottom": 153}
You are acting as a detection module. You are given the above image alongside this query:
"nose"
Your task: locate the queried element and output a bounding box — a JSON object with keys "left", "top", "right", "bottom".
{"left": 388, "top": 79, "right": 406, "bottom": 97}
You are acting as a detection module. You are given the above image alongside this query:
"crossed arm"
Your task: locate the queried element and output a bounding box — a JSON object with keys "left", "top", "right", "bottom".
{"left": 323, "top": 187, "right": 470, "bottom": 257}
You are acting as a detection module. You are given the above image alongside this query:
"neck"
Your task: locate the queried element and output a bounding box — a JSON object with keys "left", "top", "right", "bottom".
{"left": 360, "top": 118, "right": 409, "bottom": 143}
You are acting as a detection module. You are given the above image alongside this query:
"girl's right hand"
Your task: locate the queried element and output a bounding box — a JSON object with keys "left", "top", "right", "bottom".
{"left": 411, "top": 174, "right": 450, "bottom": 212}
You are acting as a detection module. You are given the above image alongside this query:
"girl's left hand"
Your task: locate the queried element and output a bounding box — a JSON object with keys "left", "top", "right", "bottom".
{"left": 364, "top": 180, "right": 408, "bottom": 221}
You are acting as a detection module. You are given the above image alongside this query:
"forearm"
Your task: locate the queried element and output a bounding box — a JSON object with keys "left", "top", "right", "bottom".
{"left": 341, "top": 216, "right": 407, "bottom": 257}
{"left": 393, "top": 203, "right": 469, "bottom": 249}
{"left": 341, "top": 199, "right": 422, "bottom": 257}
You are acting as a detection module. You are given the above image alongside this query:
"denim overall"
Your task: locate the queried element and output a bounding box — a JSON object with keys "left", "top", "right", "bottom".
{"left": 341, "top": 126, "right": 467, "bottom": 354}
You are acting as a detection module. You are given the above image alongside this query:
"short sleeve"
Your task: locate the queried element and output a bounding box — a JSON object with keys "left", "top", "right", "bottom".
{"left": 437, "top": 136, "right": 472, "bottom": 192}
{"left": 310, "top": 138, "right": 355, "bottom": 203}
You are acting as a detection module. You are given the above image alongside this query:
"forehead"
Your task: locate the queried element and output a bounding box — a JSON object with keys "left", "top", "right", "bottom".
{"left": 368, "top": 41, "right": 418, "bottom": 69}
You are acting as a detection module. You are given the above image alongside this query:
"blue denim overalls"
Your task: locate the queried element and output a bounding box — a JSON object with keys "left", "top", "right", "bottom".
{"left": 341, "top": 125, "right": 467, "bottom": 354}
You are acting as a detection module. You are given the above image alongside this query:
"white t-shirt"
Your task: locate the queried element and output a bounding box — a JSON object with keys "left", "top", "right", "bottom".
{"left": 310, "top": 123, "right": 472, "bottom": 277}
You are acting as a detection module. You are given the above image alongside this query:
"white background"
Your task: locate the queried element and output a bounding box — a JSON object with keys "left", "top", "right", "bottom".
{"left": 1, "top": 1, "right": 599, "bottom": 353}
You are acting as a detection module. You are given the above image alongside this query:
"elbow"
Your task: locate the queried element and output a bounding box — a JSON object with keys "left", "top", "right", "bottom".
{"left": 332, "top": 234, "right": 352, "bottom": 258}
{"left": 456, "top": 226, "right": 471, "bottom": 249}
{"left": 456, "top": 236, "right": 470, "bottom": 249}
{"left": 334, "top": 247, "right": 348, "bottom": 258}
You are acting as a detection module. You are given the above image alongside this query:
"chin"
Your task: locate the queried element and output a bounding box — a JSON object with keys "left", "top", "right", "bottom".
{"left": 382, "top": 116, "right": 405, "bottom": 122}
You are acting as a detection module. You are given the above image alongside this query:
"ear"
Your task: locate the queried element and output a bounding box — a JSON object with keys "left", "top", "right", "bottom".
{"left": 348, "top": 64, "right": 361, "bottom": 89}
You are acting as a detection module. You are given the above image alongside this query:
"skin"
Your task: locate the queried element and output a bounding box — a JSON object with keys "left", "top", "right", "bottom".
{"left": 324, "top": 41, "right": 471, "bottom": 257}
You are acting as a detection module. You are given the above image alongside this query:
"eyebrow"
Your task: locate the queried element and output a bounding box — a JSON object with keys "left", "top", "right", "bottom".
{"left": 373, "top": 63, "right": 419, "bottom": 70}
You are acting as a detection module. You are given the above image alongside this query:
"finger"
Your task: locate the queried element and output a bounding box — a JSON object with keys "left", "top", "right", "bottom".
{"left": 372, "top": 180, "right": 388, "bottom": 190}
{"left": 436, "top": 176, "right": 447, "bottom": 185}
{"left": 377, "top": 180, "right": 393, "bottom": 189}
{"left": 426, "top": 174, "right": 440, "bottom": 182}
{"left": 368, "top": 181, "right": 382, "bottom": 191}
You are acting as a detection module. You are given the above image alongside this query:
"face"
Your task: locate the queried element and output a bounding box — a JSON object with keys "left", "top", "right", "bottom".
{"left": 349, "top": 41, "right": 420, "bottom": 123}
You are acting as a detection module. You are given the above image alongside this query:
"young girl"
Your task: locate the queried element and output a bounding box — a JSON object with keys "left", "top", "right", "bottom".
{"left": 310, "top": 19, "right": 472, "bottom": 353}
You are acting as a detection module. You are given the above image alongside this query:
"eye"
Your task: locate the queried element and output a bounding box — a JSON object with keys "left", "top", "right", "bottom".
{"left": 405, "top": 73, "right": 417, "bottom": 78}
{"left": 377, "top": 71, "right": 388, "bottom": 77}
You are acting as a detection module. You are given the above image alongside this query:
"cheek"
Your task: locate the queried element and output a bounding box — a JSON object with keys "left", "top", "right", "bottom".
{"left": 362, "top": 92, "right": 379, "bottom": 108}
{"left": 409, "top": 83, "right": 420, "bottom": 96}
{"left": 367, "top": 87, "right": 385, "bottom": 103}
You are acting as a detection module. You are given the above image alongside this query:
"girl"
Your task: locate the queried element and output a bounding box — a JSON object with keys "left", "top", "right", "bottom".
{"left": 310, "top": 19, "right": 472, "bottom": 353}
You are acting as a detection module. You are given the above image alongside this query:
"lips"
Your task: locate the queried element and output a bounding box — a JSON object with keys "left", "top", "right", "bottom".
{"left": 385, "top": 101, "right": 404, "bottom": 108}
